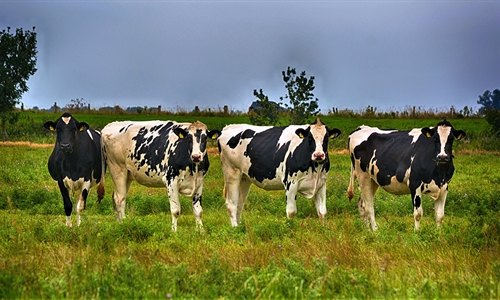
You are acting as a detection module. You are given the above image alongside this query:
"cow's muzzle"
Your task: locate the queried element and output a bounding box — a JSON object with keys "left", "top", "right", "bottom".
{"left": 312, "top": 152, "right": 326, "bottom": 163}
{"left": 435, "top": 154, "right": 449, "bottom": 165}
{"left": 60, "top": 143, "right": 72, "bottom": 153}
{"left": 191, "top": 154, "right": 203, "bottom": 163}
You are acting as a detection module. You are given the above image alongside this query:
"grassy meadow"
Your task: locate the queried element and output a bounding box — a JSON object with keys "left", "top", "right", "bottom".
{"left": 0, "top": 112, "right": 499, "bottom": 298}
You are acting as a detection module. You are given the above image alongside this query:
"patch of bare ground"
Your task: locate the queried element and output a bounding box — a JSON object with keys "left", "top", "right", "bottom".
{"left": 0, "top": 141, "right": 53, "bottom": 148}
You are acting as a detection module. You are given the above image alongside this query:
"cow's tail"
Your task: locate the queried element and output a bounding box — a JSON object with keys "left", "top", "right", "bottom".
{"left": 96, "top": 135, "right": 106, "bottom": 204}
{"left": 346, "top": 154, "right": 356, "bottom": 202}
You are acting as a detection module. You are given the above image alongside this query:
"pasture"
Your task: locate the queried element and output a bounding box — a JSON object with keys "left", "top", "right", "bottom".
{"left": 0, "top": 113, "right": 499, "bottom": 298}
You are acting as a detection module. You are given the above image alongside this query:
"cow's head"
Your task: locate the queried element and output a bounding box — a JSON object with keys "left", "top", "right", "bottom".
{"left": 295, "top": 118, "right": 341, "bottom": 164}
{"left": 44, "top": 112, "right": 89, "bottom": 153}
{"left": 173, "top": 121, "right": 221, "bottom": 163}
{"left": 421, "top": 119, "right": 466, "bottom": 165}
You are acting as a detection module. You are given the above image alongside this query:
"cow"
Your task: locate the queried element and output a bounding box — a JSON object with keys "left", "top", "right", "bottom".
{"left": 218, "top": 118, "right": 341, "bottom": 226}
{"left": 101, "top": 120, "right": 221, "bottom": 232}
{"left": 44, "top": 112, "right": 105, "bottom": 227}
{"left": 347, "top": 119, "right": 466, "bottom": 231}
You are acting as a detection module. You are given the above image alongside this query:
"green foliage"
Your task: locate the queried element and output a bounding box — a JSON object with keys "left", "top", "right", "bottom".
{"left": 485, "top": 109, "right": 500, "bottom": 138}
{"left": 477, "top": 89, "right": 500, "bottom": 111}
{"left": 280, "top": 66, "right": 320, "bottom": 125}
{"left": 0, "top": 27, "right": 38, "bottom": 141}
{"left": 248, "top": 89, "right": 281, "bottom": 126}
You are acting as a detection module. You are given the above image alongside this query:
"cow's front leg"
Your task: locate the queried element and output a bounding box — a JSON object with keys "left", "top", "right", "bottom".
{"left": 168, "top": 181, "right": 181, "bottom": 232}
{"left": 411, "top": 187, "right": 424, "bottom": 231}
{"left": 434, "top": 185, "right": 448, "bottom": 227}
{"left": 58, "top": 180, "right": 73, "bottom": 227}
{"left": 192, "top": 184, "right": 204, "bottom": 232}
{"left": 285, "top": 182, "right": 298, "bottom": 219}
{"left": 76, "top": 182, "right": 92, "bottom": 226}
{"left": 314, "top": 183, "right": 327, "bottom": 223}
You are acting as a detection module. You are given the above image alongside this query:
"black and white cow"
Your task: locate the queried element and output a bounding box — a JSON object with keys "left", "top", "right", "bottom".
{"left": 218, "top": 118, "right": 341, "bottom": 226}
{"left": 101, "top": 120, "right": 220, "bottom": 232}
{"left": 44, "top": 113, "right": 105, "bottom": 227}
{"left": 347, "top": 119, "right": 466, "bottom": 231}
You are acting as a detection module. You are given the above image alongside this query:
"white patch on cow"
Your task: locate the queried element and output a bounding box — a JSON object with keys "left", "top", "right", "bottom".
{"left": 86, "top": 129, "right": 94, "bottom": 140}
{"left": 62, "top": 116, "right": 71, "bottom": 125}
{"left": 408, "top": 129, "right": 422, "bottom": 144}
{"left": 437, "top": 125, "right": 451, "bottom": 158}
{"left": 310, "top": 122, "right": 328, "bottom": 160}
{"left": 63, "top": 176, "right": 85, "bottom": 194}
{"left": 277, "top": 125, "right": 306, "bottom": 150}
{"left": 348, "top": 125, "right": 396, "bottom": 153}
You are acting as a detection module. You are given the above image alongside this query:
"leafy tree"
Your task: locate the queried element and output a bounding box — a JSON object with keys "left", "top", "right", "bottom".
{"left": 0, "top": 27, "right": 37, "bottom": 141}
{"left": 477, "top": 89, "right": 500, "bottom": 137}
{"left": 477, "top": 89, "right": 500, "bottom": 112}
{"left": 280, "top": 67, "right": 319, "bottom": 125}
{"left": 64, "top": 98, "right": 87, "bottom": 112}
{"left": 248, "top": 89, "right": 281, "bottom": 126}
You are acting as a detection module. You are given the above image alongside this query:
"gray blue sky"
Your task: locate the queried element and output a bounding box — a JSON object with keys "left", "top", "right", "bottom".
{"left": 2, "top": 1, "right": 499, "bottom": 113}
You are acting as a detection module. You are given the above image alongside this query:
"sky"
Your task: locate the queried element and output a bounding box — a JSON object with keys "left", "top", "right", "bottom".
{"left": 1, "top": 1, "right": 499, "bottom": 113}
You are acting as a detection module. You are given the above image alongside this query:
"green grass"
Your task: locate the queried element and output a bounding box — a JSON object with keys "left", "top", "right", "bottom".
{"left": 0, "top": 143, "right": 499, "bottom": 298}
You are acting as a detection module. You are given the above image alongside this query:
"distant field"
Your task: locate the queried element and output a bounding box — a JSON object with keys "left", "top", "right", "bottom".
{"left": 6, "top": 111, "right": 496, "bottom": 152}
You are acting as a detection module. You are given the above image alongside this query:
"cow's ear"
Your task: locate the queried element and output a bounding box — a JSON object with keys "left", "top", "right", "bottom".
{"left": 77, "top": 122, "right": 89, "bottom": 132}
{"left": 454, "top": 129, "right": 466, "bottom": 140}
{"left": 295, "top": 128, "right": 307, "bottom": 139}
{"left": 174, "top": 127, "right": 188, "bottom": 139}
{"left": 44, "top": 121, "right": 56, "bottom": 131}
{"left": 208, "top": 130, "right": 221, "bottom": 140}
{"left": 328, "top": 128, "right": 341, "bottom": 139}
{"left": 421, "top": 127, "right": 435, "bottom": 138}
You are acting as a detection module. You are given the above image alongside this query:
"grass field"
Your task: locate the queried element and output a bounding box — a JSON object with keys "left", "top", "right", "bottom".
{"left": 1, "top": 123, "right": 499, "bottom": 299}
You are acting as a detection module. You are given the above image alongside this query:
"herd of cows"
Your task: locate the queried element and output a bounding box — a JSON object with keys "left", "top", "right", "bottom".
{"left": 43, "top": 113, "right": 466, "bottom": 231}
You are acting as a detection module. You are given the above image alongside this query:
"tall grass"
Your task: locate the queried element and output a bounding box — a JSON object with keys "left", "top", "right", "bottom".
{"left": 0, "top": 144, "right": 499, "bottom": 298}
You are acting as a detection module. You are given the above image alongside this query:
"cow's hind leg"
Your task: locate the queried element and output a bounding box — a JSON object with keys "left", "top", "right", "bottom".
{"left": 237, "top": 176, "right": 252, "bottom": 225}
{"left": 76, "top": 187, "right": 88, "bottom": 226}
{"left": 223, "top": 167, "right": 243, "bottom": 227}
{"left": 357, "top": 174, "right": 379, "bottom": 230}
{"left": 111, "top": 172, "right": 132, "bottom": 222}
{"left": 58, "top": 180, "right": 73, "bottom": 227}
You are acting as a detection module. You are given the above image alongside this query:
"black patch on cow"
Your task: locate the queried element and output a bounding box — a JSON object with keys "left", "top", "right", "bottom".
{"left": 414, "top": 195, "right": 421, "bottom": 208}
{"left": 245, "top": 127, "right": 290, "bottom": 183}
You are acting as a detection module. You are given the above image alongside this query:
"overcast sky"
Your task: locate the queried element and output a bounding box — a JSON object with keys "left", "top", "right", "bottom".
{"left": 2, "top": 1, "right": 499, "bottom": 113}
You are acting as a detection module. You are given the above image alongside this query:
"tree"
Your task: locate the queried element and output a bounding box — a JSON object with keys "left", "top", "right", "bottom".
{"left": 280, "top": 67, "right": 319, "bottom": 125}
{"left": 477, "top": 89, "right": 500, "bottom": 112}
{"left": 248, "top": 89, "right": 281, "bottom": 126}
{"left": 64, "top": 98, "right": 87, "bottom": 112}
{"left": 0, "top": 27, "right": 37, "bottom": 141}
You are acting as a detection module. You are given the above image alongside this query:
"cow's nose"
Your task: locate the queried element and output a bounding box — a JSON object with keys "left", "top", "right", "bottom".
{"left": 191, "top": 154, "right": 202, "bottom": 162}
{"left": 313, "top": 152, "right": 325, "bottom": 162}
{"left": 437, "top": 154, "right": 449, "bottom": 163}
{"left": 60, "top": 143, "right": 71, "bottom": 152}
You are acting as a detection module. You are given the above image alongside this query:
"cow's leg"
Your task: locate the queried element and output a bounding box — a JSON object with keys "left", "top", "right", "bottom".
{"left": 192, "top": 184, "right": 204, "bottom": 232}
{"left": 285, "top": 183, "right": 298, "bottom": 219}
{"left": 434, "top": 186, "right": 448, "bottom": 227}
{"left": 223, "top": 168, "right": 242, "bottom": 227}
{"left": 168, "top": 181, "right": 181, "bottom": 232}
{"left": 58, "top": 180, "right": 73, "bottom": 227}
{"left": 411, "top": 184, "right": 424, "bottom": 231}
{"left": 357, "top": 173, "right": 379, "bottom": 230}
{"left": 110, "top": 170, "right": 132, "bottom": 222}
{"left": 75, "top": 186, "right": 89, "bottom": 226}
{"left": 314, "top": 183, "right": 327, "bottom": 223}
{"left": 237, "top": 176, "right": 252, "bottom": 224}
